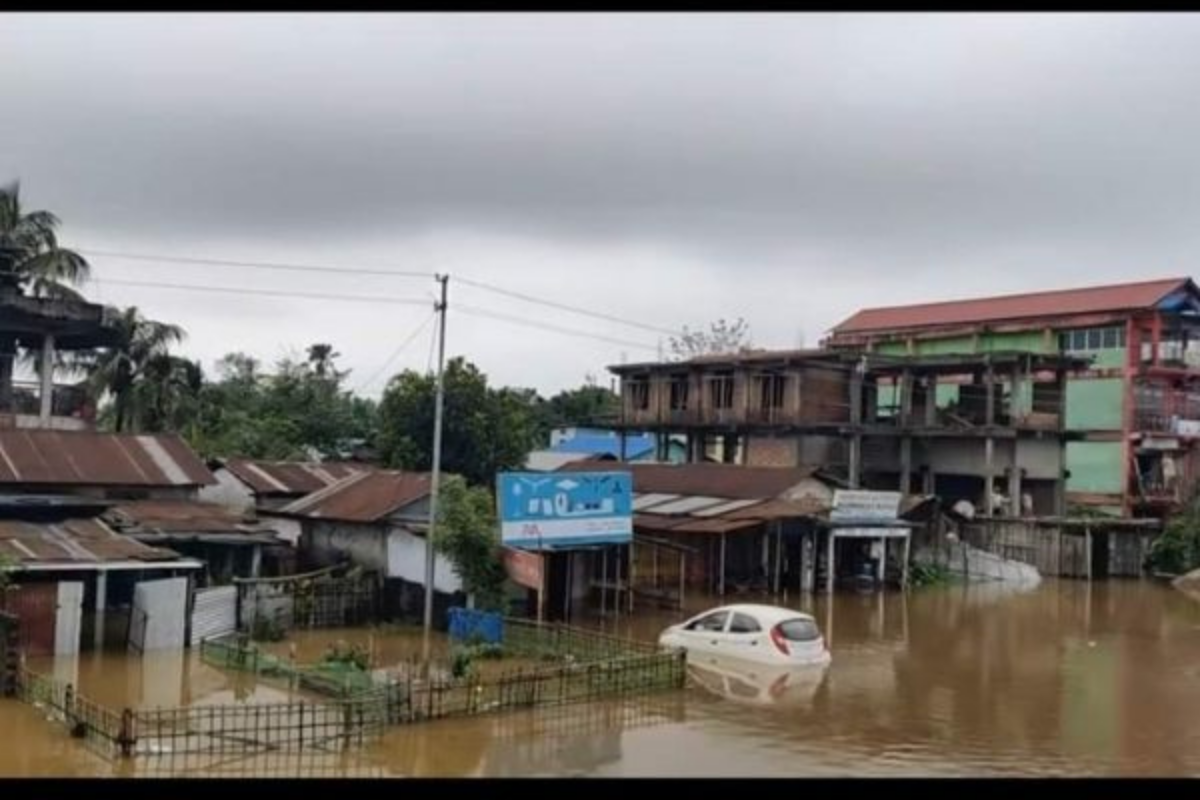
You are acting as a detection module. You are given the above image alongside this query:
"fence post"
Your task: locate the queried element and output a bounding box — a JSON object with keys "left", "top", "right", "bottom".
{"left": 117, "top": 708, "right": 136, "bottom": 758}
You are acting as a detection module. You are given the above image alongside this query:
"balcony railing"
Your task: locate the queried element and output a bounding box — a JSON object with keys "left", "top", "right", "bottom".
{"left": 0, "top": 381, "right": 95, "bottom": 421}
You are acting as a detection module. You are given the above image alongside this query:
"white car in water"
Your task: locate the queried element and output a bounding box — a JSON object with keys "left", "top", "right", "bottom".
{"left": 657, "top": 604, "right": 831, "bottom": 667}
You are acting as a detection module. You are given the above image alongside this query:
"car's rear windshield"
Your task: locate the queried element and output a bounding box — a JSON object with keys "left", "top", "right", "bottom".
{"left": 777, "top": 618, "right": 821, "bottom": 641}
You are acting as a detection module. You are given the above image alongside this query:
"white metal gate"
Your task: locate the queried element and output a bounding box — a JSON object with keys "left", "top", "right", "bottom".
{"left": 132, "top": 577, "right": 189, "bottom": 651}
{"left": 190, "top": 585, "right": 237, "bottom": 646}
{"left": 53, "top": 581, "right": 83, "bottom": 656}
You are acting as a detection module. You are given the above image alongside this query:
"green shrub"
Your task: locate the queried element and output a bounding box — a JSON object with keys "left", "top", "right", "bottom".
{"left": 1146, "top": 510, "right": 1200, "bottom": 576}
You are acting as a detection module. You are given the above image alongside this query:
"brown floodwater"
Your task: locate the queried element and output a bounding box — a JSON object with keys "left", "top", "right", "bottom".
{"left": 3, "top": 578, "right": 1200, "bottom": 777}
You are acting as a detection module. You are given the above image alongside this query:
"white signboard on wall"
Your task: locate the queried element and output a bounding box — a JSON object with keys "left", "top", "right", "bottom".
{"left": 830, "top": 490, "right": 902, "bottom": 523}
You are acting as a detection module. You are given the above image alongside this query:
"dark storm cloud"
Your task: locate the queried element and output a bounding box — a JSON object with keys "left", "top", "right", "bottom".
{"left": 3, "top": 13, "right": 1200, "bottom": 391}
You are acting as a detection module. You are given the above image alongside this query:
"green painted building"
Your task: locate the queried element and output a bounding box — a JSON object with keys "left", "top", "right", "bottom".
{"left": 827, "top": 277, "right": 1200, "bottom": 518}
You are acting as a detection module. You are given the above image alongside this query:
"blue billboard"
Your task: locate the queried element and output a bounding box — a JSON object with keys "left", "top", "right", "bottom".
{"left": 497, "top": 471, "right": 633, "bottom": 550}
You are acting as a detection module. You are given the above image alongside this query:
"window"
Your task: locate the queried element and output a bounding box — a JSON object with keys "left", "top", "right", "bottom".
{"left": 669, "top": 375, "right": 690, "bottom": 411}
{"left": 709, "top": 372, "right": 734, "bottom": 410}
{"left": 728, "top": 613, "right": 761, "bottom": 634}
{"left": 685, "top": 611, "right": 729, "bottom": 632}
{"left": 1061, "top": 326, "right": 1126, "bottom": 354}
{"left": 629, "top": 379, "right": 650, "bottom": 411}
{"left": 777, "top": 618, "right": 821, "bottom": 642}
{"left": 760, "top": 372, "right": 786, "bottom": 410}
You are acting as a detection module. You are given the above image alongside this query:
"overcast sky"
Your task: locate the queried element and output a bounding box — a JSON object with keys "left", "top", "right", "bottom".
{"left": 3, "top": 13, "right": 1199, "bottom": 396}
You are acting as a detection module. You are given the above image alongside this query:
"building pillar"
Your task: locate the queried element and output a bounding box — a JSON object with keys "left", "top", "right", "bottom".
{"left": 718, "top": 533, "right": 727, "bottom": 596}
{"left": 722, "top": 434, "right": 738, "bottom": 464}
{"left": 899, "top": 369, "right": 913, "bottom": 426}
{"left": 984, "top": 436, "right": 995, "bottom": 517}
{"left": 848, "top": 436, "right": 862, "bottom": 489}
{"left": 93, "top": 570, "right": 108, "bottom": 651}
{"left": 826, "top": 531, "right": 836, "bottom": 595}
{"left": 38, "top": 334, "right": 55, "bottom": 422}
{"left": 922, "top": 466, "right": 936, "bottom": 496}
{"left": 250, "top": 545, "right": 263, "bottom": 579}
{"left": 899, "top": 437, "right": 912, "bottom": 494}
{"left": 849, "top": 363, "right": 864, "bottom": 488}
{"left": 618, "top": 431, "right": 628, "bottom": 462}
{"left": 802, "top": 532, "right": 816, "bottom": 593}
{"left": 984, "top": 360, "right": 996, "bottom": 426}
{"left": 1008, "top": 465, "right": 1022, "bottom": 517}
{"left": 925, "top": 375, "right": 938, "bottom": 426}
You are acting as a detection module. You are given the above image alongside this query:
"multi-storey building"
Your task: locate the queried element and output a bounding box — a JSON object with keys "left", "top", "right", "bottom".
{"left": 826, "top": 277, "right": 1200, "bottom": 517}
{"left": 609, "top": 348, "right": 1083, "bottom": 517}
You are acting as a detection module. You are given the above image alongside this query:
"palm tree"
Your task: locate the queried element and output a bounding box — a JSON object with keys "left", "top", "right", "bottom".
{"left": 0, "top": 182, "right": 91, "bottom": 411}
{"left": 87, "top": 307, "right": 185, "bottom": 432}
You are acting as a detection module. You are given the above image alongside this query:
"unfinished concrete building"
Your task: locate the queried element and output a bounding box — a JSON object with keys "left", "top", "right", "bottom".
{"left": 608, "top": 349, "right": 1086, "bottom": 517}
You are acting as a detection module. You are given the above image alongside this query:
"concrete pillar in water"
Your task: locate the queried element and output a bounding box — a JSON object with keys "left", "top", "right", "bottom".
{"left": 93, "top": 570, "right": 108, "bottom": 651}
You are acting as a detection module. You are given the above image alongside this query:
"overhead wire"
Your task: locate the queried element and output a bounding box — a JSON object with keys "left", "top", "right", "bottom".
{"left": 80, "top": 246, "right": 679, "bottom": 337}
{"left": 91, "top": 277, "right": 433, "bottom": 307}
{"left": 79, "top": 248, "right": 435, "bottom": 279}
{"left": 350, "top": 311, "right": 438, "bottom": 394}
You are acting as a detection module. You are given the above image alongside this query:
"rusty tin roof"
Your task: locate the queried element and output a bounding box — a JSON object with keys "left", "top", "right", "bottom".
{"left": 104, "top": 500, "right": 276, "bottom": 537}
{"left": 0, "top": 430, "right": 214, "bottom": 488}
{"left": 0, "top": 517, "right": 181, "bottom": 565}
{"left": 222, "top": 459, "right": 368, "bottom": 496}
{"left": 274, "top": 470, "right": 433, "bottom": 523}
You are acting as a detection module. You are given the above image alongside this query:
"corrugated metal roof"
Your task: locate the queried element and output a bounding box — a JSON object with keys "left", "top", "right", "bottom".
{"left": 632, "top": 493, "right": 682, "bottom": 511}
{"left": 0, "top": 430, "right": 214, "bottom": 488}
{"left": 105, "top": 500, "right": 277, "bottom": 537}
{"left": 688, "top": 498, "right": 763, "bottom": 517}
{"left": 559, "top": 462, "right": 819, "bottom": 501}
{"left": 641, "top": 495, "right": 730, "bottom": 515}
{"left": 524, "top": 451, "right": 609, "bottom": 473}
{"left": 223, "top": 459, "right": 367, "bottom": 496}
{"left": 832, "top": 277, "right": 1193, "bottom": 335}
{"left": 275, "top": 470, "right": 432, "bottom": 523}
{"left": 0, "top": 517, "right": 181, "bottom": 565}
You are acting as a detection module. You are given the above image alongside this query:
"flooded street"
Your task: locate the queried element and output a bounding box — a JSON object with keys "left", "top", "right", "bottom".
{"left": 3, "top": 579, "right": 1200, "bottom": 777}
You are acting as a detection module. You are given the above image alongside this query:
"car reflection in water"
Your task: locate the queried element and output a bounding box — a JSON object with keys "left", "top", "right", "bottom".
{"left": 686, "top": 652, "right": 829, "bottom": 709}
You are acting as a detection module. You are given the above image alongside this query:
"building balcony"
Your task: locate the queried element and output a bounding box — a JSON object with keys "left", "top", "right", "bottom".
{"left": 0, "top": 381, "right": 95, "bottom": 430}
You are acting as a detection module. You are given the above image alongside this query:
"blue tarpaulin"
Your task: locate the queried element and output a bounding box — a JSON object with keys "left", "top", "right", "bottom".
{"left": 447, "top": 607, "right": 504, "bottom": 645}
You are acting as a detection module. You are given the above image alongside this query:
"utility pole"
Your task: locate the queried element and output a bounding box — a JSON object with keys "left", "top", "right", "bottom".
{"left": 422, "top": 273, "right": 449, "bottom": 662}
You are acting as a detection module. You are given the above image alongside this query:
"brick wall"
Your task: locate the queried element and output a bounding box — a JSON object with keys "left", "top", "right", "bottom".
{"left": 745, "top": 436, "right": 799, "bottom": 467}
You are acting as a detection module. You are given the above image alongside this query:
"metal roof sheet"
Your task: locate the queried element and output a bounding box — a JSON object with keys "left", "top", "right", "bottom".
{"left": 223, "top": 459, "right": 367, "bottom": 496}
{"left": 0, "top": 517, "right": 182, "bottom": 566}
{"left": 0, "top": 430, "right": 213, "bottom": 488}
{"left": 641, "top": 495, "right": 730, "bottom": 515}
{"left": 832, "top": 277, "right": 1193, "bottom": 335}
{"left": 276, "top": 470, "right": 432, "bottom": 523}
{"left": 105, "top": 500, "right": 277, "bottom": 537}
{"left": 559, "top": 462, "right": 819, "bottom": 500}
{"left": 632, "top": 493, "right": 683, "bottom": 511}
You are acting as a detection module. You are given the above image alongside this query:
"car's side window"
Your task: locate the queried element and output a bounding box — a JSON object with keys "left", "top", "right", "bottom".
{"left": 728, "top": 613, "right": 761, "bottom": 634}
{"left": 685, "top": 611, "right": 729, "bottom": 632}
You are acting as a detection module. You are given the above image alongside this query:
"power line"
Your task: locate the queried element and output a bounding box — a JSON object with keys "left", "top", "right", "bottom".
{"left": 454, "top": 302, "right": 660, "bottom": 352}
{"left": 455, "top": 275, "right": 682, "bottom": 337}
{"left": 92, "top": 277, "right": 433, "bottom": 307}
{"left": 91, "top": 275, "right": 659, "bottom": 353}
{"left": 350, "top": 312, "right": 437, "bottom": 394}
{"left": 81, "top": 248, "right": 434, "bottom": 279}
{"left": 81, "top": 247, "right": 679, "bottom": 338}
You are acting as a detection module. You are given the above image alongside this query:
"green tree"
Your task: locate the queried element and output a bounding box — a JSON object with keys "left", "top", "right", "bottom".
{"left": 545, "top": 376, "right": 619, "bottom": 429}
{"left": 188, "top": 347, "right": 375, "bottom": 461}
{"left": 1146, "top": 508, "right": 1200, "bottom": 576}
{"left": 433, "top": 475, "right": 506, "bottom": 610}
{"left": 0, "top": 182, "right": 91, "bottom": 410}
{"left": 376, "top": 357, "right": 542, "bottom": 486}
{"left": 85, "top": 306, "right": 186, "bottom": 432}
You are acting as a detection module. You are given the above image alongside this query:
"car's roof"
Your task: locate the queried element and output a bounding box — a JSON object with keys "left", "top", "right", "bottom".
{"left": 698, "top": 604, "right": 815, "bottom": 624}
